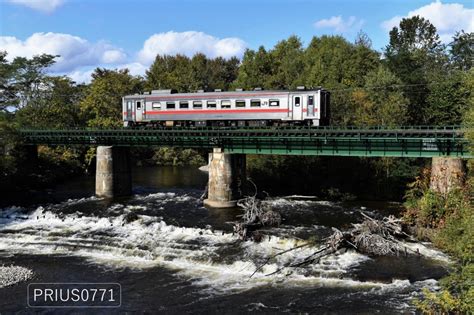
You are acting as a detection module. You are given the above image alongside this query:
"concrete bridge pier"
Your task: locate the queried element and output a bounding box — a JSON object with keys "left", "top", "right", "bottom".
{"left": 204, "top": 148, "right": 246, "bottom": 208}
{"left": 95, "top": 146, "right": 132, "bottom": 198}
{"left": 430, "top": 157, "right": 465, "bottom": 195}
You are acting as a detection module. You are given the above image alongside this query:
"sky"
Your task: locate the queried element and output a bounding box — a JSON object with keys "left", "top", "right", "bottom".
{"left": 0, "top": 0, "right": 473, "bottom": 83}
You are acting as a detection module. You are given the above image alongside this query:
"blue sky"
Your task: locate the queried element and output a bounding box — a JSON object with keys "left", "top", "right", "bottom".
{"left": 1, "top": 0, "right": 473, "bottom": 82}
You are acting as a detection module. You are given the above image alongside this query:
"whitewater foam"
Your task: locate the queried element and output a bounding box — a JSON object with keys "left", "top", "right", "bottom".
{"left": 0, "top": 195, "right": 445, "bottom": 295}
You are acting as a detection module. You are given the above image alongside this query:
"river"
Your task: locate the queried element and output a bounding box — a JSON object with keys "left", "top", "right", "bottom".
{"left": 0, "top": 166, "right": 450, "bottom": 313}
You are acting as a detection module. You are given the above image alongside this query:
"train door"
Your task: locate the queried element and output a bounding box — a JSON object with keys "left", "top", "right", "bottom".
{"left": 291, "top": 95, "right": 303, "bottom": 120}
{"left": 135, "top": 99, "right": 144, "bottom": 122}
{"left": 126, "top": 100, "right": 133, "bottom": 120}
{"left": 307, "top": 95, "right": 314, "bottom": 117}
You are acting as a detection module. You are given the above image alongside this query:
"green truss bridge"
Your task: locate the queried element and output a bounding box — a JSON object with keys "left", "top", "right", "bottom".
{"left": 19, "top": 126, "right": 472, "bottom": 158}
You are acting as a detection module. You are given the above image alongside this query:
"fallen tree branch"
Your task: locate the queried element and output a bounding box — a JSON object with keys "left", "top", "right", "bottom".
{"left": 249, "top": 243, "right": 311, "bottom": 279}
{"left": 249, "top": 210, "right": 424, "bottom": 278}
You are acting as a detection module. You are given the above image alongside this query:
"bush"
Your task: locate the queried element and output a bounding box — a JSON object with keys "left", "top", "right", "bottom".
{"left": 404, "top": 164, "right": 473, "bottom": 314}
{"left": 152, "top": 147, "right": 206, "bottom": 166}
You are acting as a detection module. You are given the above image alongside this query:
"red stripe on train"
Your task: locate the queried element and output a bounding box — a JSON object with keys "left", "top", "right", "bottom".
{"left": 141, "top": 108, "right": 289, "bottom": 115}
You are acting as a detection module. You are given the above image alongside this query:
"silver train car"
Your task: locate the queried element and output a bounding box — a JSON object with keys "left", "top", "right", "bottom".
{"left": 122, "top": 87, "right": 330, "bottom": 127}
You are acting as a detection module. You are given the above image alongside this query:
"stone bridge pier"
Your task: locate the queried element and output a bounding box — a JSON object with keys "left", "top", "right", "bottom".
{"left": 430, "top": 157, "right": 465, "bottom": 195}
{"left": 204, "top": 148, "right": 246, "bottom": 208}
{"left": 95, "top": 146, "right": 131, "bottom": 198}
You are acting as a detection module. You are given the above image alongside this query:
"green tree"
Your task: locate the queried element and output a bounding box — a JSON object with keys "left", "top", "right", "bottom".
{"left": 352, "top": 65, "right": 408, "bottom": 127}
{"left": 304, "top": 35, "right": 380, "bottom": 125}
{"left": 0, "top": 51, "right": 18, "bottom": 112}
{"left": 384, "top": 16, "right": 446, "bottom": 124}
{"left": 16, "top": 76, "right": 85, "bottom": 128}
{"left": 189, "top": 53, "right": 210, "bottom": 91}
{"left": 463, "top": 69, "right": 474, "bottom": 148}
{"left": 145, "top": 54, "right": 192, "bottom": 92}
{"left": 146, "top": 54, "right": 239, "bottom": 92}
{"left": 425, "top": 70, "right": 471, "bottom": 125}
{"left": 304, "top": 35, "right": 354, "bottom": 88}
{"left": 268, "top": 35, "right": 305, "bottom": 89}
{"left": 349, "top": 31, "right": 381, "bottom": 87}
{"left": 450, "top": 31, "right": 474, "bottom": 71}
{"left": 80, "top": 68, "right": 143, "bottom": 128}
{"left": 233, "top": 46, "right": 275, "bottom": 90}
{"left": 207, "top": 56, "right": 239, "bottom": 91}
{"left": 0, "top": 52, "right": 56, "bottom": 112}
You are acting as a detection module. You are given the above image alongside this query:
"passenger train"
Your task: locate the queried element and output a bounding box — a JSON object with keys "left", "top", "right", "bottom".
{"left": 122, "top": 87, "right": 330, "bottom": 127}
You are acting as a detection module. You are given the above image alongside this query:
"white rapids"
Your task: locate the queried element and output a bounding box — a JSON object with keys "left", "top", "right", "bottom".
{"left": 0, "top": 194, "right": 449, "bottom": 295}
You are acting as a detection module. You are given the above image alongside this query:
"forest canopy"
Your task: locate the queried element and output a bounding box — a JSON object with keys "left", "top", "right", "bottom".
{"left": 1, "top": 16, "right": 472, "bottom": 130}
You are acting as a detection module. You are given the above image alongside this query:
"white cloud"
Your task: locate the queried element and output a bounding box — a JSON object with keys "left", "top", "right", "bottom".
{"left": 138, "top": 31, "right": 246, "bottom": 65}
{"left": 0, "top": 30, "right": 247, "bottom": 83}
{"left": 121, "top": 62, "right": 147, "bottom": 76}
{"left": 381, "top": 1, "right": 474, "bottom": 42}
{"left": 314, "top": 16, "right": 365, "bottom": 33}
{"left": 0, "top": 32, "right": 127, "bottom": 72}
{"left": 6, "top": 0, "right": 65, "bottom": 13}
{"left": 68, "top": 68, "right": 95, "bottom": 84}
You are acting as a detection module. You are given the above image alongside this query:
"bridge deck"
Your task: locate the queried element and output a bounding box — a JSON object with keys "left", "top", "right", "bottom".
{"left": 18, "top": 126, "right": 472, "bottom": 158}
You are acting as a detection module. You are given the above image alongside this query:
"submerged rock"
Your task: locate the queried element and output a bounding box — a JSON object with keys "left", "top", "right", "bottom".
{"left": 122, "top": 212, "right": 139, "bottom": 224}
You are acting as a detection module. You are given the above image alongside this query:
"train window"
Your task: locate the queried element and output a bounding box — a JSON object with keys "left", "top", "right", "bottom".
{"left": 269, "top": 99, "right": 280, "bottom": 107}
{"left": 127, "top": 101, "right": 132, "bottom": 109}
{"left": 193, "top": 101, "right": 203, "bottom": 109}
{"left": 180, "top": 101, "right": 189, "bottom": 109}
{"left": 221, "top": 100, "right": 231, "bottom": 108}
{"left": 152, "top": 102, "right": 161, "bottom": 109}
{"left": 136, "top": 101, "right": 142, "bottom": 110}
{"left": 166, "top": 102, "right": 176, "bottom": 109}
{"left": 250, "top": 99, "right": 261, "bottom": 107}
{"left": 236, "top": 100, "right": 246, "bottom": 108}
{"left": 294, "top": 97, "right": 300, "bottom": 107}
{"left": 308, "top": 96, "right": 314, "bottom": 106}
{"left": 207, "top": 101, "right": 217, "bottom": 108}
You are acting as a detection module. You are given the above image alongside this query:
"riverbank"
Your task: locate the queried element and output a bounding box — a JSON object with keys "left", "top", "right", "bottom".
{"left": 403, "top": 165, "right": 473, "bottom": 314}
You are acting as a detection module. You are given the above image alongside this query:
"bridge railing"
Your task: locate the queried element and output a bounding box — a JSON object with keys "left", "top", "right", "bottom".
{"left": 17, "top": 126, "right": 472, "bottom": 158}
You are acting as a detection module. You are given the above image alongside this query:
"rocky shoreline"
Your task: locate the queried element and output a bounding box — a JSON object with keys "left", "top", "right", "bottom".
{"left": 0, "top": 265, "right": 33, "bottom": 288}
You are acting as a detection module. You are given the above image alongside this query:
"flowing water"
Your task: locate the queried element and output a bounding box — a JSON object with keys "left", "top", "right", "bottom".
{"left": 0, "top": 166, "right": 450, "bottom": 313}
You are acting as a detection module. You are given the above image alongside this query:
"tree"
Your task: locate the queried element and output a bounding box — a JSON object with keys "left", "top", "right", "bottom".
{"left": 303, "top": 35, "right": 380, "bottom": 125}
{"left": 351, "top": 65, "right": 408, "bottom": 127}
{"left": 304, "top": 35, "right": 353, "bottom": 88}
{"left": 11, "top": 54, "right": 57, "bottom": 109}
{"left": 425, "top": 70, "right": 471, "bottom": 125}
{"left": 16, "top": 76, "right": 85, "bottom": 128}
{"left": 80, "top": 68, "right": 143, "bottom": 128}
{"left": 268, "top": 35, "right": 305, "bottom": 89}
{"left": 450, "top": 31, "right": 474, "bottom": 71}
{"left": 0, "top": 51, "right": 18, "bottom": 112}
{"left": 146, "top": 54, "right": 239, "bottom": 92}
{"left": 207, "top": 56, "right": 239, "bottom": 91}
{"left": 349, "top": 32, "right": 380, "bottom": 87}
{"left": 189, "top": 53, "right": 210, "bottom": 91}
{"left": 145, "top": 54, "right": 192, "bottom": 92}
{"left": 0, "top": 52, "right": 56, "bottom": 112}
{"left": 233, "top": 46, "right": 275, "bottom": 90}
{"left": 462, "top": 69, "right": 474, "bottom": 148}
{"left": 384, "top": 16, "right": 446, "bottom": 125}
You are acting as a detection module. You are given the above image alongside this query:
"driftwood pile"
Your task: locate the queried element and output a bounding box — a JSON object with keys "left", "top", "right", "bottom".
{"left": 234, "top": 195, "right": 420, "bottom": 277}
{"left": 234, "top": 196, "right": 281, "bottom": 241}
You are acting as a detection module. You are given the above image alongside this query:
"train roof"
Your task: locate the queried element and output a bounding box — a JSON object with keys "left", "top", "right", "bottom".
{"left": 124, "top": 87, "right": 327, "bottom": 99}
